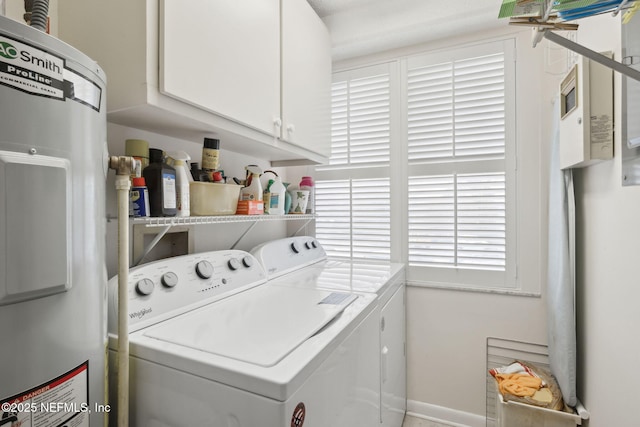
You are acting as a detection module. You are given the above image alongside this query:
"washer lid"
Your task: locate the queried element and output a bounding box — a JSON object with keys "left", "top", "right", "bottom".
{"left": 272, "top": 260, "right": 404, "bottom": 294}
{"left": 143, "top": 285, "right": 356, "bottom": 367}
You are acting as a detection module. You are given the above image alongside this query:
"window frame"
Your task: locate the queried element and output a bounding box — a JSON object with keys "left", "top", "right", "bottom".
{"left": 316, "top": 36, "right": 539, "bottom": 294}
{"left": 403, "top": 39, "right": 518, "bottom": 291}
{"left": 315, "top": 62, "right": 395, "bottom": 262}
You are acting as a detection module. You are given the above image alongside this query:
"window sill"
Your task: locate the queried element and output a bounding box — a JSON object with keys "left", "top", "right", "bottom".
{"left": 406, "top": 280, "right": 541, "bottom": 297}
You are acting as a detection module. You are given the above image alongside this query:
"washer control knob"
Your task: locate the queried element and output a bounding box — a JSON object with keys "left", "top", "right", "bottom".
{"left": 305, "top": 240, "right": 314, "bottom": 250}
{"left": 195, "top": 260, "right": 214, "bottom": 279}
{"left": 310, "top": 240, "right": 318, "bottom": 249}
{"left": 161, "top": 272, "right": 178, "bottom": 288}
{"left": 242, "top": 256, "right": 254, "bottom": 268}
{"left": 135, "top": 278, "right": 154, "bottom": 296}
{"left": 291, "top": 241, "right": 301, "bottom": 254}
{"left": 228, "top": 258, "right": 241, "bottom": 271}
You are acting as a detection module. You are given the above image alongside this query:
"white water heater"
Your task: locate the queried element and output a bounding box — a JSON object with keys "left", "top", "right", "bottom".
{"left": 0, "top": 15, "right": 107, "bottom": 426}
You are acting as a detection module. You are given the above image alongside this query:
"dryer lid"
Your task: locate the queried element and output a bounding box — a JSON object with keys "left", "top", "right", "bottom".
{"left": 143, "top": 285, "right": 357, "bottom": 367}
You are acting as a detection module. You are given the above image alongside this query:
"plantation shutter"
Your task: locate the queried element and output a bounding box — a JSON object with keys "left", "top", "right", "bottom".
{"left": 315, "top": 64, "right": 392, "bottom": 261}
{"left": 406, "top": 40, "right": 515, "bottom": 288}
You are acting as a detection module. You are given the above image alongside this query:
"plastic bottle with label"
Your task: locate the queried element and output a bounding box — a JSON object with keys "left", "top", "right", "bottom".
{"left": 299, "top": 176, "right": 315, "bottom": 214}
{"left": 167, "top": 151, "right": 192, "bottom": 217}
{"left": 263, "top": 179, "right": 274, "bottom": 214}
{"left": 201, "top": 137, "right": 220, "bottom": 180}
{"left": 143, "top": 148, "right": 177, "bottom": 217}
{"left": 240, "top": 165, "right": 263, "bottom": 201}
{"left": 268, "top": 176, "right": 286, "bottom": 215}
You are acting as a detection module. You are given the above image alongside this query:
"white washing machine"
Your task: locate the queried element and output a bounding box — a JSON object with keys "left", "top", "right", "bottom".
{"left": 107, "top": 249, "right": 380, "bottom": 427}
{"left": 251, "top": 237, "right": 406, "bottom": 427}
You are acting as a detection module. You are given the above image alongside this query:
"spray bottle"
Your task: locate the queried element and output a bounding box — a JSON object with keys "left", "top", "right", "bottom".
{"left": 240, "top": 165, "right": 263, "bottom": 201}
{"left": 166, "top": 151, "right": 192, "bottom": 217}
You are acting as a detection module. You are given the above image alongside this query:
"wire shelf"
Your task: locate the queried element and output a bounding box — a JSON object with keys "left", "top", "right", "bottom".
{"left": 131, "top": 213, "right": 315, "bottom": 227}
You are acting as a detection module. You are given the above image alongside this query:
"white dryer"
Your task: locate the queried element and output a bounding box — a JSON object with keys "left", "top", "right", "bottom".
{"left": 107, "top": 249, "right": 379, "bottom": 426}
{"left": 251, "top": 237, "right": 406, "bottom": 427}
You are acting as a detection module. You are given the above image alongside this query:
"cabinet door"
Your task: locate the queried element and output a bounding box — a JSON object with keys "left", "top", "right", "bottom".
{"left": 281, "top": 0, "right": 332, "bottom": 157}
{"left": 160, "top": 0, "right": 280, "bottom": 137}
{"left": 380, "top": 285, "right": 406, "bottom": 427}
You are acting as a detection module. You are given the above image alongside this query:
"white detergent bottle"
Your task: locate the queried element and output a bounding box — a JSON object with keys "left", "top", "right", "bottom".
{"left": 240, "top": 165, "right": 263, "bottom": 201}
{"left": 167, "top": 151, "right": 192, "bottom": 217}
{"left": 268, "top": 176, "right": 286, "bottom": 215}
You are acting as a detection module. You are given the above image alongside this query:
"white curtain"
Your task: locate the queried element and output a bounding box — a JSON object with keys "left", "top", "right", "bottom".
{"left": 547, "top": 98, "right": 577, "bottom": 407}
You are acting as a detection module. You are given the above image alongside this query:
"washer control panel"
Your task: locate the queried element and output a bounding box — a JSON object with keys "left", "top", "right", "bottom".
{"left": 251, "top": 236, "right": 326, "bottom": 278}
{"left": 108, "top": 250, "right": 267, "bottom": 334}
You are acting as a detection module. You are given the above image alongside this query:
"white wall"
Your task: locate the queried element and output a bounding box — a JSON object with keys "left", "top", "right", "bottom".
{"left": 572, "top": 15, "right": 640, "bottom": 427}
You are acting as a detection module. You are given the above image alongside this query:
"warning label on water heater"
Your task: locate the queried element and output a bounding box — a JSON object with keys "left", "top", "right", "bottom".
{"left": 0, "top": 34, "right": 66, "bottom": 99}
{"left": 0, "top": 361, "right": 97, "bottom": 427}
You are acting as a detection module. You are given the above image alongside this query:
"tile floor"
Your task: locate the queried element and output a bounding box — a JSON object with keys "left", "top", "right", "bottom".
{"left": 402, "top": 414, "right": 456, "bottom": 427}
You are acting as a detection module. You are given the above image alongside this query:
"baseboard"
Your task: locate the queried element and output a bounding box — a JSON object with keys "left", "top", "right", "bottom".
{"left": 406, "top": 400, "right": 486, "bottom": 427}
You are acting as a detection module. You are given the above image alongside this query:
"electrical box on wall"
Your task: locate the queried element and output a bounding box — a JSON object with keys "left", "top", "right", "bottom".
{"left": 559, "top": 52, "right": 613, "bottom": 170}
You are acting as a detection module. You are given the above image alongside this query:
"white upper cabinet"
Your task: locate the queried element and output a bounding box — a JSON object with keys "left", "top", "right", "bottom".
{"left": 281, "top": 0, "right": 332, "bottom": 158}
{"left": 160, "top": 0, "right": 280, "bottom": 138}
{"left": 57, "top": 0, "right": 331, "bottom": 164}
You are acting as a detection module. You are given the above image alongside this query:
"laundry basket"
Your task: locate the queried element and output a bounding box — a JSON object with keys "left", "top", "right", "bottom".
{"left": 486, "top": 338, "right": 587, "bottom": 427}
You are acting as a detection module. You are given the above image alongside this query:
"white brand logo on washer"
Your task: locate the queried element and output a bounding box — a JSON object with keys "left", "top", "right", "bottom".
{"left": 130, "top": 307, "right": 152, "bottom": 319}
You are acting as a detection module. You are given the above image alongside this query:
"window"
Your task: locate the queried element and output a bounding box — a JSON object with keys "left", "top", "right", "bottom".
{"left": 316, "top": 39, "right": 518, "bottom": 291}
{"left": 315, "top": 64, "right": 392, "bottom": 261}
{"left": 406, "top": 41, "right": 516, "bottom": 290}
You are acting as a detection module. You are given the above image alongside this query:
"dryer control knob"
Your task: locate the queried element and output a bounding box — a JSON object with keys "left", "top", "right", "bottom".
{"left": 291, "top": 241, "right": 301, "bottom": 253}
{"left": 242, "top": 256, "right": 254, "bottom": 268}
{"left": 305, "top": 240, "right": 314, "bottom": 250}
{"left": 195, "top": 260, "right": 214, "bottom": 279}
{"left": 135, "top": 278, "right": 154, "bottom": 296}
{"left": 228, "top": 258, "right": 241, "bottom": 271}
{"left": 161, "top": 272, "right": 178, "bottom": 288}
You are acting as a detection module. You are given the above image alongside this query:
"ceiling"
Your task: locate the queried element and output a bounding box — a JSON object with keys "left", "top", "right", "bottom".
{"left": 306, "top": 0, "right": 506, "bottom": 61}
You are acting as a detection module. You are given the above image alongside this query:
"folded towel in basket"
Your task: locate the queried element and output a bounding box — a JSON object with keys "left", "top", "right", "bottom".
{"left": 490, "top": 360, "right": 566, "bottom": 411}
{"left": 494, "top": 373, "right": 542, "bottom": 397}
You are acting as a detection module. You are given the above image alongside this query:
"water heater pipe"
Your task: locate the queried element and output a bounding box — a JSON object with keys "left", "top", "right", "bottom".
{"left": 109, "top": 156, "right": 136, "bottom": 427}
{"left": 27, "top": 0, "right": 48, "bottom": 31}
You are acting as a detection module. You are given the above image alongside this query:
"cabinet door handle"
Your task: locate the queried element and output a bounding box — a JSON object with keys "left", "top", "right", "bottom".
{"left": 273, "top": 118, "right": 282, "bottom": 128}
{"left": 286, "top": 124, "right": 295, "bottom": 134}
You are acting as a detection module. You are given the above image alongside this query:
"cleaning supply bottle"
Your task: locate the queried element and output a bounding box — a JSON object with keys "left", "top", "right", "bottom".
{"left": 283, "top": 182, "right": 292, "bottom": 214}
{"left": 299, "top": 176, "right": 315, "bottom": 214}
{"left": 268, "top": 176, "right": 286, "bottom": 215}
{"left": 201, "top": 137, "right": 220, "bottom": 180}
{"left": 263, "top": 179, "right": 274, "bottom": 214}
{"left": 130, "top": 177, "right": 150, "bottom": 217}
{"left": 240, "top": 165, "right": 263, "bottom": 201}
{"left": 143, "top": 148, "right": 177, "bottom": 217}
{"left": 167, "top": 151, "right": 192, "bottom": 217}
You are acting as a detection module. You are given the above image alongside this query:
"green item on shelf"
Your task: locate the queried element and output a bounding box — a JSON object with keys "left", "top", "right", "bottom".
{"left": 498, "top": 0, "right": 544, "bottom": 19}
{"left": 498, "top": 0, "right": 604, "bottom": 19}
